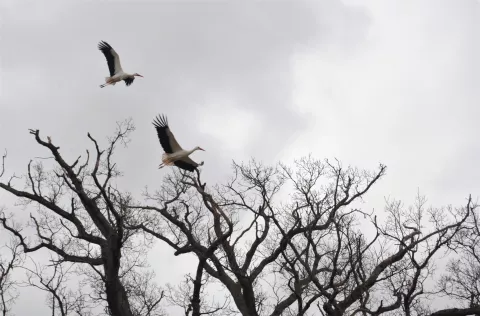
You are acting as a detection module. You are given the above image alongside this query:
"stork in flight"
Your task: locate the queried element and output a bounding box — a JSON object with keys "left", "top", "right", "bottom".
{"left": 153, "top": 114, "right": 205, "bottom": 172}
{"left": 98, "top": 41, "right": 143, "bottom": 88}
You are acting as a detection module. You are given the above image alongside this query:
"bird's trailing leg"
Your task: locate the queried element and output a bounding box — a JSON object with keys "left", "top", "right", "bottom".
{"left": 99, "top": 82, "right": 117, "bottom": 88}
{"left": 100, "top": 77, "right": 116, "bottom": 88}
{"left": 100, "top": 82, "right": 114, "bottom": 88}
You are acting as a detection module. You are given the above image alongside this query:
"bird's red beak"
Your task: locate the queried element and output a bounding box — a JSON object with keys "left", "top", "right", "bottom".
{"left": 199, "top": 147, "right": 205, "bottom": 151}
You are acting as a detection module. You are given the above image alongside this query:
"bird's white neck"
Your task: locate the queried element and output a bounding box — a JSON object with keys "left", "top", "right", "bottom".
{"left": 187, "top": 148, "right": 198, "bottom": 155}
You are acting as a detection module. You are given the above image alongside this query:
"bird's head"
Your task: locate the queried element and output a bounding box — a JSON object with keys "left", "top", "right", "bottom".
{"left": 133, "top": 73, "right": 144, "bottom": 78}
{"left": 195, "top": 146, "right": 205, "bottom": 152}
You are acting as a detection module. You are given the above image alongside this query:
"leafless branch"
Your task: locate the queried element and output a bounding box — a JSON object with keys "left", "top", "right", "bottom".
{"left": 0, "top": 238, "right": 24, "bottom": 316}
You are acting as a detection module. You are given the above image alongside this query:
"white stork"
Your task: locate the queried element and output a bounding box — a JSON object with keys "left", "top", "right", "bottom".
{"left": 153, "top": 114, "right": 205, "bottom": 172}
{"left": 98, "top": 41, "right": 143, "bottom": 88}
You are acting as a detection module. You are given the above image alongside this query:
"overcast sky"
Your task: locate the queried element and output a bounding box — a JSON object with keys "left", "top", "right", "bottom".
{"left": 1, "top": 0, "right": 479, "bottom": 314}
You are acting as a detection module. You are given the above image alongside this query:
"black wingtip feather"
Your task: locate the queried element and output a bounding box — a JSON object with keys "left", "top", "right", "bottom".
{"left": 98, "top": 40, "right": 112, "bottom": 51}
{"left": 153, "top": 114, "right": 173, "bottom": 153}
{"left": 152, "top": 114, "right": 169, "bottom": 129}
{"left": 98, "top": 40, "right": 116, "bottom": 76}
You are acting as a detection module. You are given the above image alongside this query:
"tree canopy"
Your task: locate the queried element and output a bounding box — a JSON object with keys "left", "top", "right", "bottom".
{"left": 0, "top": 122, "right": 479, "bottom": 316}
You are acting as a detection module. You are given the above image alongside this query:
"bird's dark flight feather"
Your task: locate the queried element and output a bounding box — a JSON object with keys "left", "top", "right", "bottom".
{"left": 174, "top": 160, "right": 197, "bottom": 172}
{"left": 98, "top": 41, "right": 116, "bottom": 77}
{"left": 152, "top": 115, "right": 173, "bottom": 153}
{"left": 124, "top": 77, "right": 134, "bottom": 86}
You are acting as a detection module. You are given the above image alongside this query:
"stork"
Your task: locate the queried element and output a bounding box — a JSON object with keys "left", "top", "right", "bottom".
{"left": 98, "top": 40, "right": 143, "bottom": 88}
{"left": 153, "top": 114, "right": 205, "bottom": 172}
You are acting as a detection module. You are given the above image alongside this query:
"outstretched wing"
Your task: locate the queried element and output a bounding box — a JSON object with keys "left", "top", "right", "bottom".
{"left": 152, "top": 114, "right": 183, "bottom": 154}
{"left": 174, "top": 158, "right": 198, "bottom": 172}
{"left": 98, "top": 41, "right": 123, "bottom": 76}
{"left": 124, "top": 77, "right": 134, "bottom": 86}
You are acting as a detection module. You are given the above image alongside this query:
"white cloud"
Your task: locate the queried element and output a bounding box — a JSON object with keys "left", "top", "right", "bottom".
{"left": 194, "top": 100, "right": 261, "bottom": 153}
{"left": 283, "top": 0, "right": 479, "bottom": 205}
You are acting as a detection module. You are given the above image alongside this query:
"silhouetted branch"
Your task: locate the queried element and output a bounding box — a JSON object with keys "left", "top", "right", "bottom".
{"left": 22, "top": 257, "right": 92, "bottom": 316}
{"left": 0, "top": 238, "right": 24, "bottom": 316}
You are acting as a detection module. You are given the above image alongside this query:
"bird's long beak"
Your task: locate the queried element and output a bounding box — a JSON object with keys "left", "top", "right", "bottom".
{"left": 199, "top": 147, "right": 205, "bottom": 151}
{"left": 137, "top": 74, "right": 144, "bottom": 78}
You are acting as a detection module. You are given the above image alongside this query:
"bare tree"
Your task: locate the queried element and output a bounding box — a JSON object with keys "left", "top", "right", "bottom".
{"left": 432, "top": 201, "right": 480, "bottom": 316}
{"left": 126, "top": 156, "right": 476, "bottom": 316}
{"left": 126, "top": 157, "right": 388, "bottom": 315}
{"left": 0, "top": 237, "right": 24, "bottom": 316}
{"left": 0, "top": 121, "right": 143, "bottom": 316}
{"left": 23, "top": 257, "right": 92, "bottom": 316}
{"left": 306, "top": 192, "right": 472, "bottom": 316}
{"left": 1, "top": 122, "right": 477, "bottom": 316}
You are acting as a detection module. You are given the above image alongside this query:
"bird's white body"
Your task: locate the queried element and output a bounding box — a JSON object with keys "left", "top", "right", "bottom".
{"left": 104, "top": 72, "right": 133, "bottom": 85}
{"left": 161, "top": 148, "right": 203, "bottom": 167}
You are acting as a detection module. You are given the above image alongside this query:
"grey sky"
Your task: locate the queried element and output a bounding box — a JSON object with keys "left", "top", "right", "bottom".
{"left": 0, "top": 0, "right": 479, "bottom": 314}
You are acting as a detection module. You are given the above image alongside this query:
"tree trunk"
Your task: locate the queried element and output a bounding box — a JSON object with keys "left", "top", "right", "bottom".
{"left": 103, "top": 239, "right": 134, "bottom": 316}
{"left": 104, "top": 278, "right": 133, "bottom": 316}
